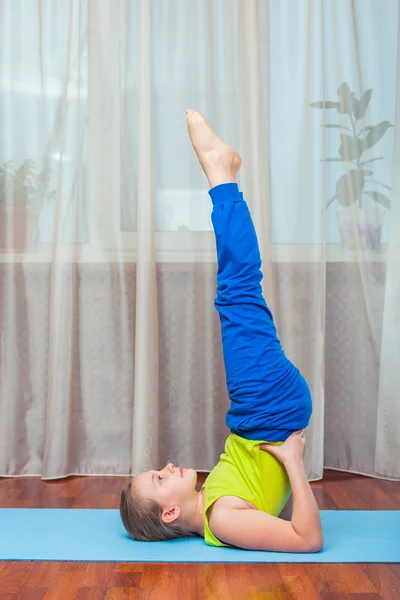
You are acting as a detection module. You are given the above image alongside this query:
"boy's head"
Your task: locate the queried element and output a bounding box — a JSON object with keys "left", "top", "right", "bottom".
{"left": 120, "top": 463, "right": 200, "bottom": 541}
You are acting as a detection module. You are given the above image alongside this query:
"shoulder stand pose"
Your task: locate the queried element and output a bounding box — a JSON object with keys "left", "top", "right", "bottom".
{"left": 120, "top": 110, "right": 324, "bottom": 553}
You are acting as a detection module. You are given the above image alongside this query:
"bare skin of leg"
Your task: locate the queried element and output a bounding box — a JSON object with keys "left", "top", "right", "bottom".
{"left": 186, "top": 109, "right": 242, "bottom": 188}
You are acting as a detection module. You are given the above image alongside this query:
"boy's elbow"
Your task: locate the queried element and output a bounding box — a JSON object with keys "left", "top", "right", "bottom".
{"left": 306, "top": 534, "right": 324, "bottom": 553}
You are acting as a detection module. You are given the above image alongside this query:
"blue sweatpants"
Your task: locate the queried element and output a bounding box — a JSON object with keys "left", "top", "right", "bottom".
{"left": 209, "top": 182, "right": 312, "bottom": 442}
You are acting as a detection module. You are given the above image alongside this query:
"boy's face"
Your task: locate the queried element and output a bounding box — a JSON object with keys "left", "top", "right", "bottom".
{"left": 132, "top": 463, "right": 198, "bottom": 524}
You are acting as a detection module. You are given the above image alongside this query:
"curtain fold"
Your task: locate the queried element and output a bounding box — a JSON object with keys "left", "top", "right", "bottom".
{"left": 0, "top": 0, "right": 398, "bottom": 481}
{"left": 375, "top": 1, "right": 400, "bottom": 479}
{"left": 131, "top": 0, "right": 160, "bottom": 474}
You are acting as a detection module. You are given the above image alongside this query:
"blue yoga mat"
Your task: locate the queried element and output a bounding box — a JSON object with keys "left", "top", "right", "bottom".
{"left": 0, "top": 509, "right": 399, "bottom": 563}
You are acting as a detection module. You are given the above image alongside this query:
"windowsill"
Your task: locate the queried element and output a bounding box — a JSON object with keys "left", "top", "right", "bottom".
{"left": 0, "top": 243, "right": 388, "bottom": 263}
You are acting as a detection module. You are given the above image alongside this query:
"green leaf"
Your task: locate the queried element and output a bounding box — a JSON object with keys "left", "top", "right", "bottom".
{"left": 336, "top": 170, "right": 365, "bottom": 207}
{"left": 322, "top": 124, "right": 352, "bottom": 131}
{"left": 354, "top": 89, "right": 373, "bottom": 119}
{"left": 364, "top": 190, "right": 391, "bottom": 209}
{"left": 337, "top": 82, "right": 357, "bottom": 114}
{"left": 359, "top": 126, "right": 374, "bottom": 134}
{"left": 339, "top": 134, "right": 362, "bottom": 160}
{"left": 337, "top": 82, "right": 351, "bottom": 96}
{"left": 310, "top": 101, "right": 340, "bottom": 109}
{"left": 360, "top": 121, "right": 393, "bottom": 153}
{"left": 323, "top": 158, "right": 347, "bottom": 162}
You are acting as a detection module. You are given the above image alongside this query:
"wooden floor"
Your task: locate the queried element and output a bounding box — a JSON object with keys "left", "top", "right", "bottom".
{"left": 0, "top": 470, "right": 399, "bottom": 599}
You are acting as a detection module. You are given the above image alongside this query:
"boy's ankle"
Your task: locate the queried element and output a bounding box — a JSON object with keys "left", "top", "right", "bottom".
{"left": 207, "top": 171, "right": 237, "bottom": 189}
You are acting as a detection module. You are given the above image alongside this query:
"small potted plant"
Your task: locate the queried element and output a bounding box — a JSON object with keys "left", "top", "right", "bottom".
{"left": 0, "top": 159, "right": 54, "bottom": 252}
{"left": 311, "top": 82, "right": 392, "bottom": 250}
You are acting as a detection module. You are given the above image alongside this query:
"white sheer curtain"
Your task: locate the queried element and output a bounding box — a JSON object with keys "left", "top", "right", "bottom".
{"left": 0, "top": 0, "right": 399, "bottom": 481}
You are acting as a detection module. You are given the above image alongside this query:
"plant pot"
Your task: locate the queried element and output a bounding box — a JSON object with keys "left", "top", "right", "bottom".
{"left": 0, "top": 205, "right": 39, "bottom": 252}
{"left": 336, "top": 207, "right": 385, "bottom": 251}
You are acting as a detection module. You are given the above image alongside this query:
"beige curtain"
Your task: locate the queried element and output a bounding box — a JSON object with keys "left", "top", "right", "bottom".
{"left": 0, "top": 0, "right": 399, "bottom": 481}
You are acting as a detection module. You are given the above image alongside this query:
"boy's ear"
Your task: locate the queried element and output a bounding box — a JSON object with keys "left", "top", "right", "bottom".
{"left": 161, "top": 506, "right": 181, "bottom": 524}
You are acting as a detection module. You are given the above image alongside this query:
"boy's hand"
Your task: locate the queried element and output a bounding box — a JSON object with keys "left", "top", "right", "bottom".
{"left": 259, "top": 430, "right": 306, "bottom": 466}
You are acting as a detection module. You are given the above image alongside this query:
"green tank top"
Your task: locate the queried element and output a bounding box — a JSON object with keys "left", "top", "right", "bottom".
{"left": 201, "top": 433, "right": 291, "bottom": 547}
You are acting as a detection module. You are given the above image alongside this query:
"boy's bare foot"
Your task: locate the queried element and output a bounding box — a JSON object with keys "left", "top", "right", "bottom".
{"left": 186, "top": 110, "right": 242, "bottom": 188}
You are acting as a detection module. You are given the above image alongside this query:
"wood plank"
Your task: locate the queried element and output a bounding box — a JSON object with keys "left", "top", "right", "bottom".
{"left": 360, "top": 564, "right": 400, "bottom": 600}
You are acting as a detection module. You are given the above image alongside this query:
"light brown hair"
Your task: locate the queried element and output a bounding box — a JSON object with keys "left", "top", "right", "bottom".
{"left": 119, "top": 480, "right": 200, "bottom": 541}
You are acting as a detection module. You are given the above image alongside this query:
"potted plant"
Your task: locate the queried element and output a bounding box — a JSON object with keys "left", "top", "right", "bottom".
{"left": 0, "top": 159, "right": 54, "bottom": 252}
{"left": 311, "top": 82, "right": 393, "bottom": 250}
